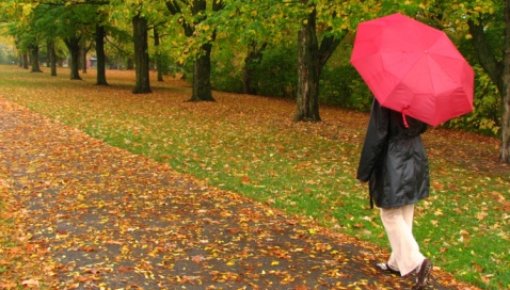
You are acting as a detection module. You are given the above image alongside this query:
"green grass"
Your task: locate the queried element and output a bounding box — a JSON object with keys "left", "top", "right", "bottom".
{"left": 0, "top": 65, "right": 508, "bottom": 289}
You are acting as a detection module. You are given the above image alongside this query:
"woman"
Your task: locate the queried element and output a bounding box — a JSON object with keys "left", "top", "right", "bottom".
{"left": 357, "top": 100, "right": 432, "bottom": 290}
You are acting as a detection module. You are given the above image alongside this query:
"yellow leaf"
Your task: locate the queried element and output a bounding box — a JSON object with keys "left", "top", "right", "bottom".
{"left": 22, "top": 278, "right": 40, "bottom": 288}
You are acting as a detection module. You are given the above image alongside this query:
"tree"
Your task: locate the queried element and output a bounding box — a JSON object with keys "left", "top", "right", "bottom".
{"left": 110, "top": 0, "right": 169, "bottom": 93}
{"left": 28, "top": 42, "right": 42, "bottom": 72}
{"left": 6, "top": 2, "right": 95, "bottom": 80}
{"left": 293, "top": 1, "right": 359, "bottom": 121}
{"left": 467, "top": 1, "right": 509, "bottom": 162}
{"left": 10, "top": 3, "right": 46, "bottom": 73}
{"left": 503, "top": 0, "right": 510, "bottom": 162}
{"left": 424, "top": 0, "right": 508, "bottom": 162}
{"left": 95, "top": 23, "right": 108, "bottom": 85}
{"left": 88, "top": 4, "right": 111, "bottom": 85}
{"left": 46, "top": 39, "right": 57, "bottom": 76}
{"left": 243, "top": 41, "right": 266, "bottom": 95}
{"left": 295, "top": 6, "right": 321, "bottom": 121}
{"left": 294, "top": 3, "right": 349, "bottom": 122}
{"left": 132, "top": 12, "right": 151, "bottom": 93}
{"left": 64, "top": 36, "right": 82, "bottom": 79}
{"left": 210, "top": 1, "right": 297, "bottom": 97}
{"left": 218, "top": 0, "right": 361, "bottom": 121}
{"left": 154, "top": 26, "right": 164, "bottom": 82}
{"left": 166, "top": 0, "right": 225, "bottom": 101}
{"left": 56, "top": 3, "right": 98, "bottom": 80}
{"left": 29, "top": 3, "right": 62, "bottom": 76}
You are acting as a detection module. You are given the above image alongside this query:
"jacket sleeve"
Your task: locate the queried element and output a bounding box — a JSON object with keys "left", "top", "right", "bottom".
{"left": 356, "top": 100, "right": 389, "bottom": 182}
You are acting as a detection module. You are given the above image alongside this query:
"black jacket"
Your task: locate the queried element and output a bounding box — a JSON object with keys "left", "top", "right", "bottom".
{"left": 357, "top": 100, "right": 430, "bottom": 208}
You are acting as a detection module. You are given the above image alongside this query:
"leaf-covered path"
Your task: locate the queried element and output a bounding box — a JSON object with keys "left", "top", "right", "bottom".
{"left": 0, "top": 97, "right": 476, "bottom": 289}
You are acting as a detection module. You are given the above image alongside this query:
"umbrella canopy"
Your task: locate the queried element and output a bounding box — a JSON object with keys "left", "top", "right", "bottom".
{"left": 350, "top": 13, "right": 474, "bottom": 126}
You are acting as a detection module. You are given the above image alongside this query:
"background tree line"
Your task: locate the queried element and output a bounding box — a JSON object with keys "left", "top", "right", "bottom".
{"left": 0, "top": 0, "right": 508, "bottom": 163}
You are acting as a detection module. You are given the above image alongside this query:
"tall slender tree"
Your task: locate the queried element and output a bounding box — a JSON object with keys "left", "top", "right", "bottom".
{"left": 154, "top": 26, "right": 164, "bottom": 82}
{"left": 132, "top": 12, "right": 151, "bottom": 93}
{"left": 28, "top": 42, "right": 42, "bottom": 72}
{"left": 95, "top": 23, "right": 108, "bottom": 85}
{"left": 47, "top": 39, "right": 57, "bottom": 76}
{"left": 293, "top": 1, "right": 354, "bottom": 121}
{"left": 55, "top": 3, "right": 97, "bottom": 80}
{"left": 501, "top": 0, "right": 510, "bottom": 162}
{"left": 166, "top": 0, "right": 224, "bottom": 101}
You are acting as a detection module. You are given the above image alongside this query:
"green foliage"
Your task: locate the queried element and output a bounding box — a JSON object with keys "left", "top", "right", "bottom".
{"left": 211, "top": 45, "right": 244, "bottom": 93}
{"left": 446, "top": 66, "right": 501, "bottom": 136}
{"left": 253, "top": 45, "right": 298, "bottom": 99}
{"left": 319, "top": 65, "right": 371, "bottom": 111}
{"left": 209, "top": 39, "right": 299, "bottom": 98}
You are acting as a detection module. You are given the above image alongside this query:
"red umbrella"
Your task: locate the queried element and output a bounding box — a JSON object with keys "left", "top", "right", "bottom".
{"left": 350, "top": 13, "right": 474, "bottom": 126}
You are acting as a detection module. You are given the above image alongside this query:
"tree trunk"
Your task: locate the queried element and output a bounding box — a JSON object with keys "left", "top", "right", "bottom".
{"left": 96, "top": 24, "right": 108, "bottom": 85}
{"left": 500, "top": 0, "right": 510, "bottom": 162}
{"left": 166, "top": 0, "right": 215, "bottom": 101}
{"left": 127, "top": 58, "right": 134, "bottom": 70}
{"left": 243, "top": 42, "right": 266, "bottom": 95}
{"left": 22, "top": 52, "right": 29, "bottom": 69}
{"left": 132, "top": 15, "right": 151, "bottom": 94}
{"left": 468, "top": 20, "right": 504, "bottom": 95}
{"left": 154, "top": 27, "right": 164, "bottom": 82}
{"left": 30, "top": 44, "right": 42, "bottom": 73}
{"left": 191, "top": 43, "right": 214, "bottom": 101}
{"left": 64, "top": 36, "right": 82, "bottom": 80}
{"left": 294, "top": 8, "right": 320, "bottom": 122}
{"left": 80, "top": 45, "right": 88, "bottom": 74}
{"left": 47, "top": 40, "right": 57, "bottom": 76}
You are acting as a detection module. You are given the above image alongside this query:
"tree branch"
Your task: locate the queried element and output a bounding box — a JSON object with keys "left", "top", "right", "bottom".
{"left": 213, "top": 0, "right": 224, "bottom": 11}
{"left": 105, "top": 36, "right": 129, "bottom": 56}
{"left": 468, "top": 18, "right": 504, "bottom": 95}
{"left": 166, "top": 0, "right": 194, "bottom": 37}
{"left": 38, "top": 0, "right": 110, "bottom": 6}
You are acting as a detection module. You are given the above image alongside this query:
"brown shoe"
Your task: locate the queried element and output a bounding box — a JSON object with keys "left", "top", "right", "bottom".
{"left": 413, "top": 259, "right": 432, "bottom": 290}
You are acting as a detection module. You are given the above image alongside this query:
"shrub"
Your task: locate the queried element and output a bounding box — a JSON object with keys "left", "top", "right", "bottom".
{"left": 252, "top": 45, "right": 297, "bottom": 98}
{"left": 320, "top": 65, "right": 372, "bottom": 111}
{"left": 445, "top": 66, "right": 500, "bottom": 136}
{"left": 211, "top": 46, "right": 244, "bottom": 93}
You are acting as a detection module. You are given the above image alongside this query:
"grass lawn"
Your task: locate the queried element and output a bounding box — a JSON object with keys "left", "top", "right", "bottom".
{"left": 0, "top": 65, "right": 508, "bottom": 289}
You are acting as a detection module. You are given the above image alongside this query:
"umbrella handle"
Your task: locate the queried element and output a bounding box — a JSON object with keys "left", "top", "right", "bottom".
{"left": 402, "top": 107, "right": 410, "bottom": 128}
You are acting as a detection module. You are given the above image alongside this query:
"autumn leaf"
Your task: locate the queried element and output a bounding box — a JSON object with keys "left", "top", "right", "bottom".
{"left": 21, "top": 278, "right": 40, "bottom": 288}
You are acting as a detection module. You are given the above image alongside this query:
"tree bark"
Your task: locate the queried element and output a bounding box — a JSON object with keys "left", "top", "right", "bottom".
{"left": 191, "top": 43, "right": 214, "bottom": 101}
{"left": 154, "top": 27, "right": 164, "bottom": 82}
{"left": 294, "top": 8, "right": 320, "bottom": 122}
{"left": 132, "top": 15, "right": 151, "bottom": 94}
{"left": 64, "top": 36, "right": 82, "bottom": 80}
{"left": 96, "top": 24, "right": 108, "bottom": 85}
{"left": 47, "top": 40, "right": 57, "bottom": 76}
{"left": 500, "top": 0, "right": 510, "bottom": 162}
{"left": 30, "top": 44, "right": 42, "bottom": 73}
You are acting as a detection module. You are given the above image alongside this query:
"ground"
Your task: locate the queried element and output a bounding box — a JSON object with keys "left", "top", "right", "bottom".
{"left": 0, "top": 96, "right": 479, "bottom": 289}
